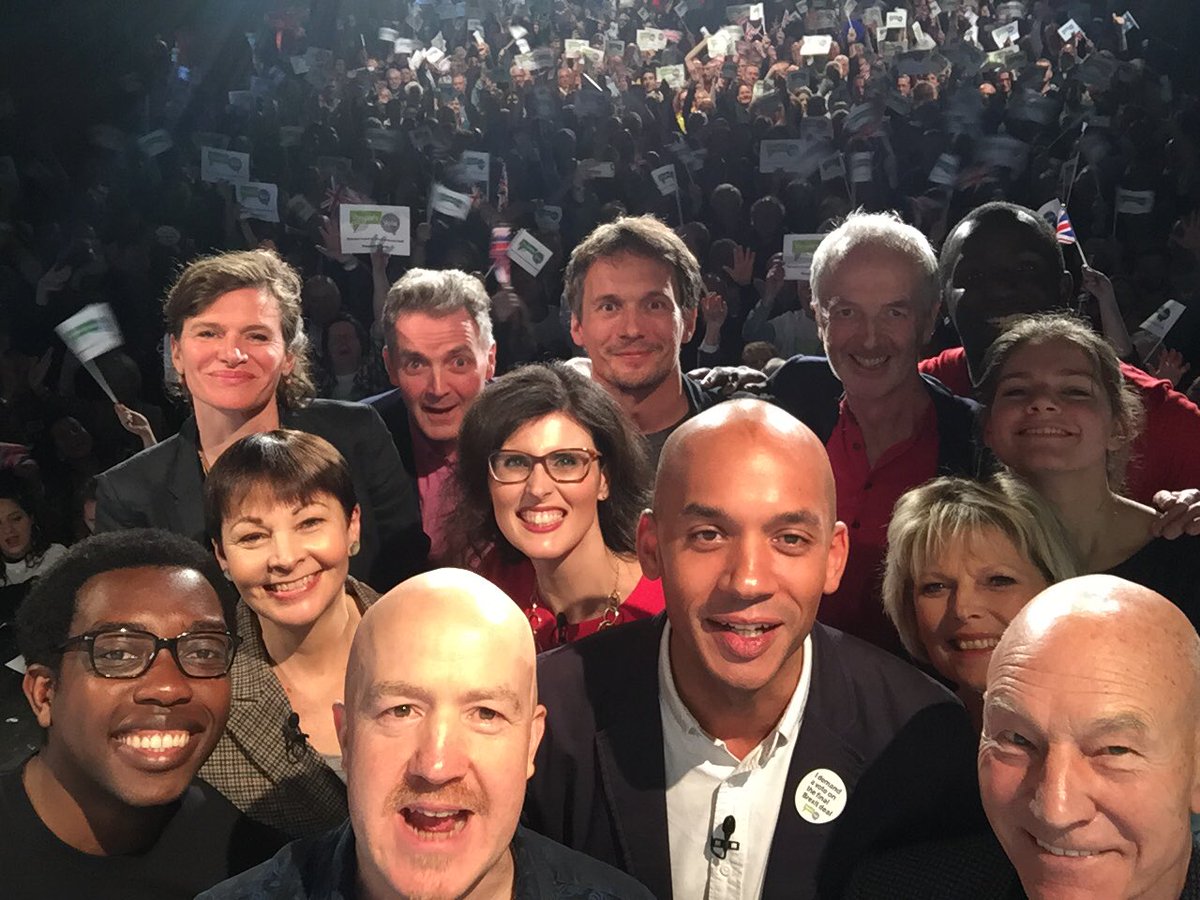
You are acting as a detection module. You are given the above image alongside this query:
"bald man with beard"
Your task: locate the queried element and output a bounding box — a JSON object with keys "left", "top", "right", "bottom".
{"left": 847, "top": 575, "right": 1200, "bottom": 899}
{"left": 524, "top": 400, "right": 985, "bottom": 900}
{"left": 201, "top": 569, "right": 652, "bottom": 900}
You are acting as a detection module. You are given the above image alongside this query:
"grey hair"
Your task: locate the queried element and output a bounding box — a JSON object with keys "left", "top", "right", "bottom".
{"left": 810, "top": 209, "right": 940, "bottom": 324}
{"left": 381, "top": 268, "right": 494, "bottom": 355}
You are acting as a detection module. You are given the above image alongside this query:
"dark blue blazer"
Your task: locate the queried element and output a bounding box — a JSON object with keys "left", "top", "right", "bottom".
{"left": 524, "top": 616, "right": 986, "bottom": 900}
{"left": 94, "top": 399, "right": 428, "bottom": 590}
{"left": 764, "top": 356, "right": 987, "bottom": 478}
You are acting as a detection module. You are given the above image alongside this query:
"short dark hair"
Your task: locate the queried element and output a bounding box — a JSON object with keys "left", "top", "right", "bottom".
{"left": 163, "top": 249, "right": 314, "bottom": 408}
{"left": 448, "top": 362, "right": 652, "bottom": 563}
{"left": 203, "top": 430, "right": 357, "bottom": 545}
{"left": 939, "top": 201, "right": 1063, "bottom": 290}
{"left": 563, "top": 215, "right": 704, "bottom": 319}
{"left": 16, "top": 529, "right": 238, "bottom": 672}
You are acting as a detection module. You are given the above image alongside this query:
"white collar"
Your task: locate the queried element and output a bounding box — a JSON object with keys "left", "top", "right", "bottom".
{"left": 658, "top": 620, "right": 813, "bottom": 763}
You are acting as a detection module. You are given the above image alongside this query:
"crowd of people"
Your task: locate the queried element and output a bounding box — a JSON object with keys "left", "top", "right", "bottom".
{"left": 2, "top": 0, "right": 1200, "bottom": 896}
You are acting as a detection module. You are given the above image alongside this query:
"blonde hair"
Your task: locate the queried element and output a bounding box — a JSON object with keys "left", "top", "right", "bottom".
{"left": 882, "top": 474, "right": 1081, "bottom": 662}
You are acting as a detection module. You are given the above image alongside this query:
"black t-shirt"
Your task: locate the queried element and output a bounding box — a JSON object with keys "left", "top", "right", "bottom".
{"left": 1107, "top": 533, "right": 1200, "bottom": 633}
{"left": 0, "top": 762, "right": 285, "bottom": 899}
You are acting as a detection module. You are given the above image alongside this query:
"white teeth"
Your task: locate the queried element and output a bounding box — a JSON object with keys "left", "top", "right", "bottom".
{"left": 852, "top": 355, "right": 888, "bottom": 368}
{"left": 117, "top": 731, "right": 190, "bottom": 750}
{"left": 1022, "top": 427, "right": 1070, "bottom": 436}
{"left": 954, "top": 638, "right": 999, "bottom": 651}
{"left": 413, "top": 809, "right": 460, "bottom": 818}
{"left": 268, "top": 573, "right": 316, "bottom": 592}
{"left": 520, "top": 510, "right": 565, "bottom": 525}
{"left": 1036, "top": 838, "right": 1098, "bottom": 858}
{"left": 722, "top": 623, "right": 771, "bottom": 636}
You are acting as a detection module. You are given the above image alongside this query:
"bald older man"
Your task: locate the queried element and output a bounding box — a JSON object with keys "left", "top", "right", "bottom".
{"left": 983, "top": 575, "right": 1200, "bottom": 899}
{"left": 525, "top": 400, "right": 985, "bottom": 900}
{"left": 200, "top": 569, "right": 652, "bottom": 900}
{"left": 846, "top": 574, "right": 1200, "bottom": 899}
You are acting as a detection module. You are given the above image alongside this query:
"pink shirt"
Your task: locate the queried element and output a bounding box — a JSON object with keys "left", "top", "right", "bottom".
{"left": 410, "top": 424, "right": 456, "bottom": 565}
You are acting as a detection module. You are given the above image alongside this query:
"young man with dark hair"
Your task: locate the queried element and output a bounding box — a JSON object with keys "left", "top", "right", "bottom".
{"left": 1, "top": 529, "right": 283, "bottom": 899}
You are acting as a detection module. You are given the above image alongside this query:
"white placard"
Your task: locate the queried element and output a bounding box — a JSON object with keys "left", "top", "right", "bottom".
{"left": 200, "top": 146, "right": 250, "bottom": 184}
{"left": 535, "top": 205, "right": 563, "bottom": 232}
{"left": 850, "top": 151, "right": 873, "bottom": 183}
{"left": 726, "top": 3, "right": 751, "bottom": 22}
{"left": 750, "top": 2, "right": 764, "bottom": 20}
{"left": 507, "top": 228, "right": 553, "bottom": 275}
{"left": 992, "top": 20, "right": 1020, "bottom": 48}
{"left": 138, "top": 129, "right": 174, "bottom": 158}
{"left": 290, "top": 55, "right": 310, "bottom": 74}
{"left": 1139, "top": 300, "right": 1186, "bottom": 341}
{"left": 783, "top": 234, "right": 824, "bottom": 280}
{"left": 760, "top": 139, "right": 806, "bottom": 174}
{"left": 460, "top": 151, "right": 490, "bottom": 187}
{"left": 656, "top": 65, "right": 686, "bottom": 88}
{"left": 1120, "top": 10, "right": 1139, "bottom": 34}
{"left": 579, "top": 159, "right": 616, "bottom": 179}
{"left": 708, "top": 31, "right": 735, "bottom": 56}
{"left": 56, "top": 303, "right": 124, "bottom": 363}
{"left": 1057, "top": 18, "right": 1083, "bottom": 41}
{"left": 378, "top": 27, "right": 399, "bottom": 42}
{"left": 430, "top": 183, "right": 472, "bottom": 220}
{"left": 1115, "top": 188, "right": 1155, "bottom": 215}
{"left": 885, "top": 9, "right": 907, "bottom": 28}
{"left": 636, "top": 28, "right": 668, "bottom": 52}
{"left": 800, "top": 34, "right": 833, "bottom": 56}
{"left": 820, "top": 153, "right": 846, "bottom": 182}
{"left": 235, "top": 181, "right": 280, "bottom": 223}
{"left": 394, "top": 37, "right": 422, "bottom": 54}
{"left": 651, "top": 163, "right": 678, "bottom": 194}
{"left": 338, "top": 204, "right": 412, "bottom": 255}
{"left": 929, "top": 153, "right": 960, "bottom": 186}
{"left": 564, "top": 38, "right": 590, "bottom": 57}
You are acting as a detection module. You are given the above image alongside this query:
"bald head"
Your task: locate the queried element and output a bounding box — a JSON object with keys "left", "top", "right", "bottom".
{"left": 346, "top": 568, "right": 537, "bottom": 710}
{"left": 980, "top": 575, "right": 1200, "bottom": 900}
{"left": 989, "top": 574, "right": 1200, "bottom": 711}
{"left": 654, "top": 399, "right": 837, "bottom": 516}
{"left": 336, "top": 568, "right": 548, "bottom": 900}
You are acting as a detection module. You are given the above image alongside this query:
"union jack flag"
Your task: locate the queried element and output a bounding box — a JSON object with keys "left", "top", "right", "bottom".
{"left": 1056, "top": 206, "right": 1077, "bottom": 245}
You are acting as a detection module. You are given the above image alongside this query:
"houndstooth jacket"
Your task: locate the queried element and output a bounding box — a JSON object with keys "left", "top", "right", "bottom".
{"left": 199, "top": 577, "right": 378, "bottom": 839}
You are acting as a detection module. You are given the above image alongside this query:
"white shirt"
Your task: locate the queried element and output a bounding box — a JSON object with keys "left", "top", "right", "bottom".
{"left": 659, "top": 623, "right": 813, "bottom": 900}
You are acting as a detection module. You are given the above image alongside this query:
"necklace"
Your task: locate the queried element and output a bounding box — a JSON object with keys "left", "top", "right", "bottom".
{"left": 526, "top": 577, "right": 624, "bottom": 647}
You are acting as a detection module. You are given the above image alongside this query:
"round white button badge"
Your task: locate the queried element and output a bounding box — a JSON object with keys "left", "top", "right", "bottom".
{"left": 795, "top": 768, "right": 848, "bottom": 824}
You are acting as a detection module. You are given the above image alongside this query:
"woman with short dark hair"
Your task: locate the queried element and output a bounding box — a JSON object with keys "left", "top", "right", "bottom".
{"left": 448, "top": 363, "right": 662, "bottom": 650}
{"left": 199, "top": 429, "right": 374, "bottom": 838}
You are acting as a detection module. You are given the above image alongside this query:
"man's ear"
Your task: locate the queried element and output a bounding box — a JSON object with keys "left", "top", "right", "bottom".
{"left": 569, "top": 312, "right": 585, "bottom": 349}
{"left": 485, "top": 342, "right": 497, "bottom": 381}
{"left": 636, "top": 511, "right": 662, "bottom": 580}
{"left": 823, "top": 521, "right": 850, "bottom": 596}
{"left": 23, "top": 665, "right": 57, "bottom": 729}
{"left": 681, "top": 304, "right": 699, "bottom": 344}
{"left": 383, "top": 345, "right": 400, "bottom": 388}
{"left": 526, "top": 704, "right": 547, "bottom": 779}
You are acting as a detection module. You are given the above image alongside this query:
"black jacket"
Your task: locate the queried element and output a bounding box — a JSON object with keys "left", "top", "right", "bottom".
{"left": 198, "top": 821, "right": 657, "bottom": 899}
{"left": 765, "top": 356, "right": 986, "bottom": 477}
{"left": 524, "top": 616, "right": 986, "bottom": 900}
{"left": 94, "top": 399, "right": 428, "bottom": 590}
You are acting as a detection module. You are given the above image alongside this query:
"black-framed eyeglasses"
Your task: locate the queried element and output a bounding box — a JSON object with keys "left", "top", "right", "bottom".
{"left": 487, "top": 448, "right": 602, "bottom": 484}
{"left": 57, "top": 629, "right": 241, "bottom": 679}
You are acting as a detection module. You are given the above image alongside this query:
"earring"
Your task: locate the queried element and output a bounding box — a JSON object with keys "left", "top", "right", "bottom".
{"left": 349, "top": 540, "right": 361, "bottom": 557}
